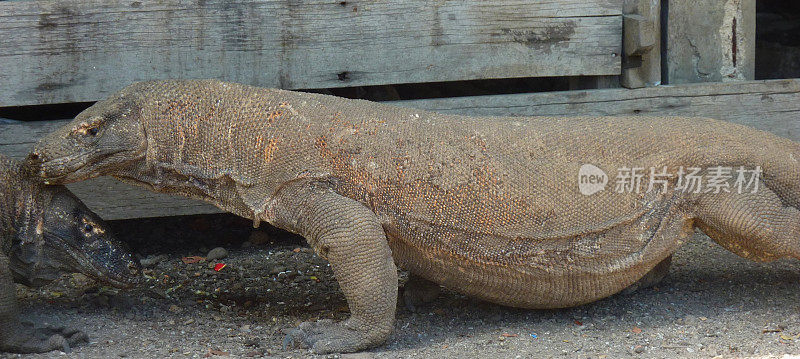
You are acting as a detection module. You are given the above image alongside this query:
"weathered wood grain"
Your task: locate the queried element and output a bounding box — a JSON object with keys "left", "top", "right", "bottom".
{"left": 0, "top": 0, "right": 622, "bottom": 107}
{"left": 2, "top": 79, "right": 797, "bottom": 219}
{"left": 666, "top": 0, "right": 755, "bottom": 84}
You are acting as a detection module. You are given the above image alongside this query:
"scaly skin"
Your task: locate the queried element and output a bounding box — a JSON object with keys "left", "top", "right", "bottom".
{"left": 0, "top": 154, "right": 140, "bottom": 353}
{"left": 27, "top": 80, "right": 800, "bottom": 353}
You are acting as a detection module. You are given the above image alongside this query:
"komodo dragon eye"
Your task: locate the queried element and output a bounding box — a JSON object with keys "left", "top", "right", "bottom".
{"left": 79, "top": 125, "right": 100, "bottom": 137}
{"left": 73, "top": 117, "right": 103, "bottom": 138}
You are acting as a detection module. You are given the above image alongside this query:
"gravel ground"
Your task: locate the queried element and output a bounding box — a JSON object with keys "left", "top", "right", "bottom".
{"left": 4, "top": 213, "right": 800, "bottom": 359}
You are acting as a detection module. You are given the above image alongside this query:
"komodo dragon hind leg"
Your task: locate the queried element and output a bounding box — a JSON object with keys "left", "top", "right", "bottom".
{"left": 694, "top": 183, "right": 800, "bottom": 262}
{"left": 274, "top": 182, "right": 397, "bottom": 354}
{"left": 0, "top": 256, "right": 87, "bottom": 353}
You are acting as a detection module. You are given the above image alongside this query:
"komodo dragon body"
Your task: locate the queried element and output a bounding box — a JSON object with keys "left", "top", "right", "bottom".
{"left": 0, "top": 154, "right": 140, "bottom": 353}
{"left": 27, "top": 80, "right": 800, "bottom": 353}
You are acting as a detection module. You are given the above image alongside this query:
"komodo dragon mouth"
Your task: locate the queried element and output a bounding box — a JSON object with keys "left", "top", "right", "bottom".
{"left": 34, "top": 152, "right": 89, "bottom": 181}
{"left": 34, "top": 151, "right": 128, "bottom": 184}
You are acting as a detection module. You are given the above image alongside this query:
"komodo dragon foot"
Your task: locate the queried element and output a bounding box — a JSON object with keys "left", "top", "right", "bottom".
{"left": 283, "top": 319, "right": 381, "bottom": 353}
{"left": 0, "top": 321, "right": 87, "bottom": 354}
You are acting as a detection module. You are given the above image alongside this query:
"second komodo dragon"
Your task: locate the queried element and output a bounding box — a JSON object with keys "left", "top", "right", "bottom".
{"left": 0, "top": 154, "right": 140, "bottom": 353}
{"left": 26, "top": 79, "right": 800, "bottom": 353}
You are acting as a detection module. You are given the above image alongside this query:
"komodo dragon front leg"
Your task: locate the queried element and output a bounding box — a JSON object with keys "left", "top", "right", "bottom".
{"left": 273, "top": 181, "right": 397, "bottom": 353}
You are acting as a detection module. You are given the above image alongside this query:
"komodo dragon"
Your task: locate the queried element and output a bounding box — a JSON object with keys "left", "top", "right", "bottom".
{"left": 26, "top": 79, "right": 800, "bottom": 353}
{"left": 0, "top": 154, "right": 140, "bottom": 353}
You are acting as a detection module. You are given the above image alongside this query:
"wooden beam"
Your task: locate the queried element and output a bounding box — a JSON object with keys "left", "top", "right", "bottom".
{"left": 2, "top": 79, "right": 797, "bottom": 220}
{"left": 0, "top": 0, "right": 622, "bottom": 107}
{"left": 621, "top": 0, "right": 660, "bottom": 88}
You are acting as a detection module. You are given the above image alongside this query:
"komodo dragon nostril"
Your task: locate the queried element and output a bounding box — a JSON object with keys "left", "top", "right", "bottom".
{"left": 27, "top": 152, "right": 45, "bottom": 168}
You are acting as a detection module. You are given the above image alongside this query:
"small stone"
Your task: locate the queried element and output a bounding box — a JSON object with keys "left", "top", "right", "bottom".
{"left": 634, "top": 345, "right": 645, "bottom": 354}
{"left": 184, "top": 319, "right": 195, "bottom": 325}
{"left": 207, "top": 247, "right": 229, "bottom": 261}
{"left": 270, "top": 266, "right": 287, "bottom": 275}
{"left": 169, "top": 304, "right": 182, "bottom": 313}
{"left": 140, "top": 254, "right": 169, "bottom": 268}
{"left": 243, "top": 337, "right": 260, "bottom": 347}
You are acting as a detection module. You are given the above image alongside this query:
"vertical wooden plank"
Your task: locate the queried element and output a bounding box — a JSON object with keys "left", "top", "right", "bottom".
{"left": 666, "top": 0, "right": 755, "bottom": 84}
{"left": 621, "top": 0, "right": 661, "bottom": 88}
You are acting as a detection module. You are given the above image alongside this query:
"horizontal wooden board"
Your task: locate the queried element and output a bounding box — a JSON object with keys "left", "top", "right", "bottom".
{"left": 1, "top": 79, "right": 797, "bottom": 220}
{"left": 398, "top": 78, "right": 800, "bottom": 141}
{"left": 0, "top": 0, "right": 622, "bottom": 107}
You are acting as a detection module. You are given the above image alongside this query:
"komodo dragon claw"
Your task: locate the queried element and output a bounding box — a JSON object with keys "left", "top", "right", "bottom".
{"left": 0, "top": 321, "right": 88, "bottom": 354}
{"left": 283, "top": 319, "right": 377, "bottom": 354}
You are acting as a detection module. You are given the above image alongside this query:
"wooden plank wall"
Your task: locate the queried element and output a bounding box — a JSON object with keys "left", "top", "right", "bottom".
{"left": 0, "top": 0, "right": 622, "bottom": 107}
{"left": 1, "top": 79, "right": 797, "bottom": 220}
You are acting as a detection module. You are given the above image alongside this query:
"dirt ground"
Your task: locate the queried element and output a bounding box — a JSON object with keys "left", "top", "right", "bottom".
{"left": 4, "top": 213, "right": 800, "bottom": 359}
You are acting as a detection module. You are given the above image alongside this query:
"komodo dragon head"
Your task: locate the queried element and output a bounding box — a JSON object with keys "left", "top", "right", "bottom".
{"left": 2, "top": 156, "right": 141, "bottom": 288}
{"left": 26, "top": 82, "right": 151, "bottom": 184}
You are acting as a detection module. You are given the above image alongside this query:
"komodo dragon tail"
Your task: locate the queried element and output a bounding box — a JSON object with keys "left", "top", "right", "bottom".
{"left": 692, "top": 132, "right": 800, "bottom": 262}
